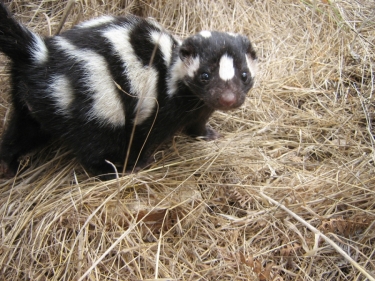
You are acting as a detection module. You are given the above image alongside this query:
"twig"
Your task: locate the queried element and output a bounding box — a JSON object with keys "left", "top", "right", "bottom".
{"left": 259, "top": 190, "right": 375, "bottom": 281}
{"left": 55, "top": 0, "right": 76, "bottom": 35}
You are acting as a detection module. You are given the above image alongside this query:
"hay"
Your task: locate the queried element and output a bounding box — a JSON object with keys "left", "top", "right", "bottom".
{"left": 0, "top": 0, "right": 374, "bottom": 280}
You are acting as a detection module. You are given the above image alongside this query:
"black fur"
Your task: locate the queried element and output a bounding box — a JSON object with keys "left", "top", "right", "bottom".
{"left": 0, "top": 3, "right": 257, "bottom": 179}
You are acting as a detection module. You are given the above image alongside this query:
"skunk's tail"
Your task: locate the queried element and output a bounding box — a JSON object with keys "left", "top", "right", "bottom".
{"left": 0, "top": 2, "right": 47, "bottom": 64}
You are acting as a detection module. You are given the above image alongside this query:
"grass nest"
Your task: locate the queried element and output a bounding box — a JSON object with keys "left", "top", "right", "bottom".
{"left": 0, "top": 0, "right": 374, "bottom": 280}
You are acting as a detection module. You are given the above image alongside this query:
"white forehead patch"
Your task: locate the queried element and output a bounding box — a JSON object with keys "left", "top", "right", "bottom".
{"left": 246, "top": 55, "right": 257, "bottom": 78}
{"left": 77, "top": 16, "right": 115, "bottom": 29}
{"left": 200, "top": 30, "right": 212, "bottom": 38}
{"left": 219, "top": 54, "right": 235, "bottom": 81}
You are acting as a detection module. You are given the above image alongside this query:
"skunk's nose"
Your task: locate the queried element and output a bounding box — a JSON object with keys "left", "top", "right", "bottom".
{"left": 218, "top": 91, "right": 237, "bottom": 108}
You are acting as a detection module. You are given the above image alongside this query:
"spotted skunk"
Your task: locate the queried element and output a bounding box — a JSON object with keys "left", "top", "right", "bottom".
{"left": 0, "top": 3, "right": 257, "bottom": 179}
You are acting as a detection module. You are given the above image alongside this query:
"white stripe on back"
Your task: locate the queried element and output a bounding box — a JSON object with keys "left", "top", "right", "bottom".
{"left": 103, "top": 26, "right": 158, "bottom": 125}
{"left": 30, "top": 33, "right": 48, "bottom": 64}
{"left": 77, "top": 16, "right": 115, "bottom": 29}
{"left": 54, "top": 37, "right": 125, "bottom": 127}
{"left": 49, "top": 75, "right": 74, "bottom": 115}
{"left": 150, "top": 30, "right": 173, "bottom": 67}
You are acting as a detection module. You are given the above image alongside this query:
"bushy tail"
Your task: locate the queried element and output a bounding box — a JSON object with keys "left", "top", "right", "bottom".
{"left": 0, "top": 2, "right": 46, "bottom": 64}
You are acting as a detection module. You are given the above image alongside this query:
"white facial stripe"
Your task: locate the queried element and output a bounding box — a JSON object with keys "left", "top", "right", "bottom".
{"left": 30, "top": 33, "right": 48, "bottom": 64}
{"left": 167, "top": 54, "right": 200, "bottom": 96}
{"left": 77, "top": 16, "right": 115, "bottom": 29}
{"left": 54, "top": 37, "right": 125, "bottom": 127}
{"left": 150, "top": 31, "right": 173, "bottom": 66}
{"left": 50, "top": 75, "right": 74, "bottom": 115}
{"left": 246, "top": 55, "right": 257, "bottom": 77}
{"left": 219, "top": 54, "right": 235, "bottom": 81}
{"left": 187, "top": 56, "right": 200, "bottom": 77}
{"left": 200, "top": 30, "right": 212, "bottom": 38}
{"left": 103, "top": 26, "right": 158, "bottom": 125}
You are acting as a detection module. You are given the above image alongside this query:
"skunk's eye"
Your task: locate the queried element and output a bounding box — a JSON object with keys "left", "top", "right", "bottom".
{"left": 241, "top": 72, "right": 249, "bottom": 83}
{"left": 200, "top": 72, "right": 210, "bottom": 83}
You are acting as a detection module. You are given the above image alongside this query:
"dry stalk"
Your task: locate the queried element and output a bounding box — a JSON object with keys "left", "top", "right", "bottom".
{"left": 0, "top": 0, "right": 374, "bottom": 280}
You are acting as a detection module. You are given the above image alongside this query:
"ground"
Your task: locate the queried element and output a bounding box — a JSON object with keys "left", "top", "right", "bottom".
{"left": 0, "top": 0, "right": 374, "bottom": 280}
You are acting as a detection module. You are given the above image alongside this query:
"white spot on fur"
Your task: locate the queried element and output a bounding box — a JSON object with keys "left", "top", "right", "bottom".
{"left": 103, "top": 26, "right": 158, "bottom": 125}
{"left": 30, "top": 33, "right": 48, "bottom": 64}
{"left": 150, "top": 31, "right": 173, "bottom": 66}
{"left": 246, "top": 55, "right": 257, "bottom": 77}
{"left": 219, "top": 54, "right": 235, "bottom": 81}
{"left": 54, "top": 37, "right": 125, "bottom": 127}
{"left": 77, "top": 16, "right": 115, "bottom": 29}
{"left": 200, "top": 31, "right": 211, "bottom": 38}
{"left": 50, "top": 75, "right": 74, "bottom": 115}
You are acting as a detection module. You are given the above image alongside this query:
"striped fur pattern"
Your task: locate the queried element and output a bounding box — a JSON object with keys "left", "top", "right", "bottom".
{"left": 0, "top": 3, "right": 257, "bottom": 179}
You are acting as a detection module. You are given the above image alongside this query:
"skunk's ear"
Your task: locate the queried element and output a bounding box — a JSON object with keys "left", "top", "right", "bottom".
{"left": 179, "top": 40, "right": 196, "bottom": 62}
{"left": 246, "top": 39, "right": 257, "bottom": 61}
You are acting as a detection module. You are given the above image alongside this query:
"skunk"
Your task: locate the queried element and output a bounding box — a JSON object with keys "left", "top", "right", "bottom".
{"left": 0, "top": 3, "right": 257, "bottom": 179}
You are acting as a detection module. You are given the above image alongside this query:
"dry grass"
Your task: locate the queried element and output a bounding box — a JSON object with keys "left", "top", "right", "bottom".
{"left": 0, "top": 0, "right": 374, "bottom": 280}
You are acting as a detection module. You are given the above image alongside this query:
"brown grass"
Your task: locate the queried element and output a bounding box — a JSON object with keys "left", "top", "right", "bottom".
{"left": 0, "top": 0, "right": 374, "bottom": 280}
